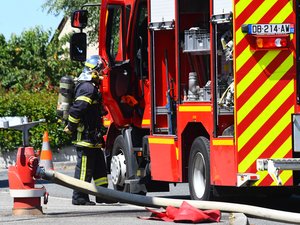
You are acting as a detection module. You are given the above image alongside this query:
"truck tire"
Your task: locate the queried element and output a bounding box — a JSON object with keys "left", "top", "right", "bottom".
{"left": 110, "top": 135, "right": 130, "bottom": 192}
{"left": 188, "top": 136, "right": 212, "bottom": 200}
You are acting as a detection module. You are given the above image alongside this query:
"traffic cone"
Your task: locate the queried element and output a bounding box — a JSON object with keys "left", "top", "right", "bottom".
{"left": 39, "top": 131, "right": 54, "bottom": 170}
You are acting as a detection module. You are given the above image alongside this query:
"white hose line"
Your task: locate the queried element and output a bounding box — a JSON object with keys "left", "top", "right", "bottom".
{"left": 42, "top": 169, "right": 300, "bottom": 224}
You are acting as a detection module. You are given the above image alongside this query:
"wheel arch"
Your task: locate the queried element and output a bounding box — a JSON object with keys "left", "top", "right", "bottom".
{"left": 110, "top": 126, "right": 149, "bottom": 179}
{"left": 181, "top": 122, "right": 210, "bottom": 182}
{"left": 188, "top": 136, "right": 211, "bottom": 200}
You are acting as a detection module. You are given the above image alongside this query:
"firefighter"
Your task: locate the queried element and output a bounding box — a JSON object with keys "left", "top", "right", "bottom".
{"left": 64, "top": 55, "right": 109, "bottom": 205}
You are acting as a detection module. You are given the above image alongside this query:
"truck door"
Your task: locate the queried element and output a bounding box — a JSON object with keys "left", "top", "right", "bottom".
{"left": 101, "top": 2, "right": 133, "bottom": 127}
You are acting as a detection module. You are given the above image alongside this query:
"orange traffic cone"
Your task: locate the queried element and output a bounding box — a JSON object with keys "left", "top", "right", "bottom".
{"left": 39, "top": 131, "right": 54, "bottom": 170}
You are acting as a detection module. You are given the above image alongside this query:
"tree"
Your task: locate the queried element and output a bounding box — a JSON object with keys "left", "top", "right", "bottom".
{"left": 42, "top": 0, "right": 100, "bottom": 44}
{"left": 0, "top": 26, "right": 81, "bottom": 152}
{"left": 0, "top": 26, "right": 81, "bottom": 91}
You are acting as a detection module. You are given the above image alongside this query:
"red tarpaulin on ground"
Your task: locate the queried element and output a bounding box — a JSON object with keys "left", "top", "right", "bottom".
{"left": 139, "top": 201, "right": 221, "bottom": 223}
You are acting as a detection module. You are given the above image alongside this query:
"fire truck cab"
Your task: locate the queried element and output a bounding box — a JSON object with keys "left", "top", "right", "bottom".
{"left": 70, "top": 0, "right": 300, "bottom": 200}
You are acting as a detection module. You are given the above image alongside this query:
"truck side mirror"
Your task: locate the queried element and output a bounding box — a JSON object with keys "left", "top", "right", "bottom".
{"left": 71, "top": 10, "right": 88, "bottom": 29}
{"left": 70, "top": 33, "right": 87, "bottom": 61}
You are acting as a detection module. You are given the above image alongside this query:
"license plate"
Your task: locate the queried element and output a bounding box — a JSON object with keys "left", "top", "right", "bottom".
{"left": 249, "top": 24, "right": 294, "bottom": 35}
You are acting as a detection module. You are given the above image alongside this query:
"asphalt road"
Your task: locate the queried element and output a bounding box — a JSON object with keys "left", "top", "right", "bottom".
{"left": 1, "top": 163, "right": 299, "bottom": 225}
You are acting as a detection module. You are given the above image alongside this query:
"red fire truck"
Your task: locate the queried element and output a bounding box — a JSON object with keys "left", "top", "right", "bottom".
{"left": 69, "top": 0, "right": 300, "bottom": 200}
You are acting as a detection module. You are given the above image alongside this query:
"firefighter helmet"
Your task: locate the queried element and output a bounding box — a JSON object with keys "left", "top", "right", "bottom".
{"left": 78, "top": 55, "right": 104, "bottom": 82}
{"left": 84, "top": 55, "right": 103, "bottom": 72}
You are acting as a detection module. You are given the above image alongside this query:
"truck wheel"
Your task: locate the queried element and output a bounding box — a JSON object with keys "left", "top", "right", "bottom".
{"left": 110, "top": 135, "right": 129, "bottom": 192}
{"left": 188, "top": 136, "right": 212, "bottom": 200}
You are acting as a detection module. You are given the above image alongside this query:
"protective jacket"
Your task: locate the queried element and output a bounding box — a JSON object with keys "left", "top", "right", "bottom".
{"left": 67, "top": 81, "right": 105, "bottom": 148}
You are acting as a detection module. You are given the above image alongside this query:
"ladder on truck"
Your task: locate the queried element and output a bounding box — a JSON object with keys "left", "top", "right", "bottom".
{"left": 257, "top": 158, "right": 300, "bottom": 185}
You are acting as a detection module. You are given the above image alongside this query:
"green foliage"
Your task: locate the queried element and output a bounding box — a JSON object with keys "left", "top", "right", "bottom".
{"left": 0, "top": 90, "right": 72, "bottom": 152}
{"left": 0, "top": 1, "right": 97, "bottom": 153}
{"left": 0, "top": 26, "right": 82, "bottom": 152}
{"left": 0, "top": 26, "right": 82, "bottom": 91}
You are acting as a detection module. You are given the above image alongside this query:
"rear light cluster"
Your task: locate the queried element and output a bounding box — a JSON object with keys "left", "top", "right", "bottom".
{"left": 254, "top": 35, "right": 289, "bottom": 50}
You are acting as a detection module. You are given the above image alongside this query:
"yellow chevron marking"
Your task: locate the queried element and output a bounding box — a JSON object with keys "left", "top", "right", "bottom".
{"left": 237, "top": 54, "right": 293, "bottom": 124}
{"left": 235, "top": 1, "right": 251, "bottom": 18}
{"left": 235, "top": 0, "right": 275, "bottom": 45}
{"left": 235, "top": 47, "right": 253, "bottom": 73}
{"left": 254, "top": 136, "right": 292, "bottom": 186}
{"left": 148, "top": 138, "right": 175, "bottom": 145}
{"left": 236, "top": 51, "right": 280, "bottom": 98}
{"left": 270, "top": 2, "right": 293, "bottom": 23}
{"left": 235, "top": 27, "right": 245, "bottom": 53}
{"left": 233, "top": 0, "right": 293, "bottom": 184}
{"left": 238, "top": 106, "right": 294, "bottom": 172}
{"left": 249, "top": 0, "right": 275, "bottom": 21}
{"left": 271, "top": 136, "right": 292, "bottom": 160}
{"left": 238, "top": 80, "right": 294, "bottom": 151}
{"left": 235, "top": 1, "right": 291, "bottom": 72}
{"left": 235, "top": 29, "right": 248, "bottom": 49}
{"left": 255, "top": 171, "right": 268, "bottom": 186}
{"left": 268, "top": 136, "right": 293, "bottom": 186}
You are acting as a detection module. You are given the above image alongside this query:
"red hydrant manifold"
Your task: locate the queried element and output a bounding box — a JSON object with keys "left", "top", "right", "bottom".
{"left": 8, "top": 146, "right": 47, "bottom": 215}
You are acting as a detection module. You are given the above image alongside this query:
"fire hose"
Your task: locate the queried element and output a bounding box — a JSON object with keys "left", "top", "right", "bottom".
{"left": 40, "top": 168, "right": 300, "bottom": 224}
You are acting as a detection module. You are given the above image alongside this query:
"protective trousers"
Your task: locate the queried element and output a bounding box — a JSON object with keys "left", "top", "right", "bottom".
{"left": 72, "top": 146, "right": 108, "bottom": 202}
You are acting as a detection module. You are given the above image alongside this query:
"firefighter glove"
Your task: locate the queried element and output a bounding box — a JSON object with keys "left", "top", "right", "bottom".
{"left": 64, "top": 125, "right": 72, "bottom": 135}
